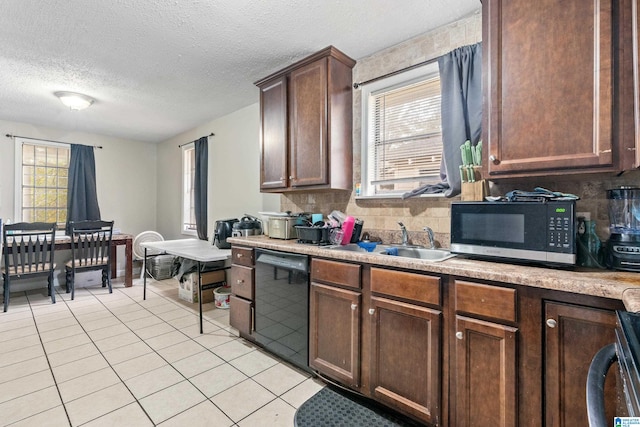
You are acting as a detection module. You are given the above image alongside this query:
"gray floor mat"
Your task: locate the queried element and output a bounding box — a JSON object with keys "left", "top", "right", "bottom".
{"left": 294, "top": 386, "right": 420, "bottom": 427}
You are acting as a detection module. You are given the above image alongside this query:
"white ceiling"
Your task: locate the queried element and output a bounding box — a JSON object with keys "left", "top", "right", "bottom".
{"left": 0, "top": 0, "right": 480, "bottom": 143}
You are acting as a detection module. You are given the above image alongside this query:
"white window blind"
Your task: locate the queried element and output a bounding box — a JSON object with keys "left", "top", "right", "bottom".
{"left": 362, "top": 63, "right": 443, "bottom": 197}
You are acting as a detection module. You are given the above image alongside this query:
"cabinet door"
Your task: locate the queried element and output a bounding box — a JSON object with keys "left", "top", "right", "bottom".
{"left": 369, "top": 296, "right": 441, "bottom": 426}
{"left": 259, "top": 76, "right": 288, "bottom": 190}
{"left": 483, "top": 0, "right": 627, "bottom": 176}
{"left": 453, "top": 315, "right": 517, "bottom": 427}
{"left": 544, "top": 302, "right": 622, "bottom": 426}
{"left": 289, "top": 58, "right": 328, "bottom": 187}
{"left": 309, "top": 282, "right": 361, "bottom": 387}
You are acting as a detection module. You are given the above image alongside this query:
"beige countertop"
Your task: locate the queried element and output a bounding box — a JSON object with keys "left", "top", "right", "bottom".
{"left": 227, "top": 235, "right": 640, "bottom": 311}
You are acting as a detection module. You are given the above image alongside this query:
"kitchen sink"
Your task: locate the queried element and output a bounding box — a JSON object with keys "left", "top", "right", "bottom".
{"left": 324, "top": 243, "right": 391, "bottom": 253}
{"left": 380, "top": 247, "right": 456, "bottom": 262}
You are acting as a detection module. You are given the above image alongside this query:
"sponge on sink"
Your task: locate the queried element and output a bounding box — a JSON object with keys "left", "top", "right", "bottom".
{"left": 386, "top": 247, "right": 398, "bottom": 256}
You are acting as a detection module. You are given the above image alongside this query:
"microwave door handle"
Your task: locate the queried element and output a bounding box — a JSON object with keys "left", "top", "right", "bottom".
{"left": 586, "top": 343, "right": 618, "bottom": 427}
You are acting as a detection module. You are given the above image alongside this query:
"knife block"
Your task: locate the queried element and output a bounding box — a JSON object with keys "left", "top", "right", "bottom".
{"left": 461, "top": 166, "right": 487, "bottom": 201}
{"left": 461, "top": 180, "right": 487, "bottom": 201}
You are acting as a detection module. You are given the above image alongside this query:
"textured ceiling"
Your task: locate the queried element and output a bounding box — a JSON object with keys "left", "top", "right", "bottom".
{"left": 0, "top": 0, "right": 480, "bottom": 143}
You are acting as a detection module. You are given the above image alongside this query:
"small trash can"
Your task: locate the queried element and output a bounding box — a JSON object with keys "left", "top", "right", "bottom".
{"left": 213, "top": 285, "right": 231, "bottom": 309}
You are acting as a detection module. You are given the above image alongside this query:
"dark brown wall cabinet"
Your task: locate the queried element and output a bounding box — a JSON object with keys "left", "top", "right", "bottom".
{"left": 483, "top": 0, "right": 636, "bottom": 178}
{"left": 255, "top": 46, "right": 356, "bottom": 192}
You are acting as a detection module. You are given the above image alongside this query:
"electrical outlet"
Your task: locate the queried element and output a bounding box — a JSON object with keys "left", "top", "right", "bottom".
{"left": 576, "top": 211, "right": 591, "bottom": 221}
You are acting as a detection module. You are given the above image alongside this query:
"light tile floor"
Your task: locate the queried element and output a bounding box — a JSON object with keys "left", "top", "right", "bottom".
{"left": 0, "top": 277, "right": 325, "bottom": 426}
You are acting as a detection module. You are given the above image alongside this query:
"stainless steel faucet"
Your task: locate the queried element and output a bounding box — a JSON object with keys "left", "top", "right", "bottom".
{"left": 398, "top": 222, "right": 409, "bottom": 245}
{"left": 423, "top": 226, "right": 435, "bottom": 249}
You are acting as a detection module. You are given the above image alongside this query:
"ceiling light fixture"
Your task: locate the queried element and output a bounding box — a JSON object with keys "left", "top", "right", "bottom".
{"left": 54, "top": 91, "right": 95, "bottom": 111}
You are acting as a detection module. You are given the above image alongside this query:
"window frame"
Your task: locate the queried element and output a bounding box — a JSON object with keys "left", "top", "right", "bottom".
{"left": 181, "top": 144, "right": 197, "bottom": 236}
{"left": 359, "top": 61, "right": 444, "bottom": 199}
{"left": 14, "top": 137, "right": 70, "bottom": 231}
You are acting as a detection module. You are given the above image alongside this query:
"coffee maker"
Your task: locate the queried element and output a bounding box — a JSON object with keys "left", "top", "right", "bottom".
{"left": 605, "top": 187, "right": 640, "bottom": 272}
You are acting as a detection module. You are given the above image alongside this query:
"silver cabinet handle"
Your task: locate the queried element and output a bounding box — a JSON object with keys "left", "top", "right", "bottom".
{"left": 489, "top": 155, "right": 500, "bottom": 164}
{"left": 236, "top": 253, "right": 243, "bottom": 258}
{"left": 368, "top": 308, "right": 375, "bottom": 315}
{"left": 236, "top": 279, "right": 244, "bottom": 284}
{"left": 456, "top": 331, "right": 463, "bottom": 340}
{"left": 546, "top": 319, "right": 557, "bottom": 328}
{"left": 351, "top": 304, "right": 357, "bottom": 311}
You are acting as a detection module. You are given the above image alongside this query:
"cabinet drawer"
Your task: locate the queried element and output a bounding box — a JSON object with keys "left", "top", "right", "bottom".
{"left": 454, "top": 280, "right": 517, "bottom": 323}
{"left": 231, "top": 246, "right": 254, "bottom": 267}
{"left": 311, "top": 258, "right": 361, "bottom": 289}
{"left": 370, "top": 268, "right": 441, "bottom": 306}
{"left": 230, "top": 265, "right": 254, "bottom": 300}
{"left": 230, "top": 295, "right": 252, "bottom": 337}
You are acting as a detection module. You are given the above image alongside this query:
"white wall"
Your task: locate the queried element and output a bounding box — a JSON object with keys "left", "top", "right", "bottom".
{"left": 0, "top": 119, "right": 157, "bottom": 283}
{"left": 156, "top": 102, "right": 279, "bottom": 241}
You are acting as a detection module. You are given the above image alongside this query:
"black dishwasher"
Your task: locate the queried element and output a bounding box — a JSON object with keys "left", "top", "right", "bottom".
{"left": 253, "top": 248, "right": 310, "bottom": 372}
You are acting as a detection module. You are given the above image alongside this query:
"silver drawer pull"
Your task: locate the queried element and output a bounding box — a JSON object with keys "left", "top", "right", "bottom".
{"left": 350, "top": 304, "right": 357, "bottom": 311}
{"left": 236, "top": 279, "right": 244, "bottom": 284}
{"left": 456, "top": 331, "right": 463, "bottom": 340}
{"left": 236, "top": 253, "right": 243, "bottom": 258}
{"left": 546, "top": 319, "right": 557, "bottom": 328}
{"left": 368, "top": 308, "right": 375, "bottom": 315}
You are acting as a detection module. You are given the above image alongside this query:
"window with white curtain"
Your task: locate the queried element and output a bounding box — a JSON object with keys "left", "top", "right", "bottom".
{"left": 14, "top": 137, "right": 70, "bottom": 227}
{"left": 361, "top": 61, "right": 442, "bottom": 197}
{"left": 181, "top": 145, "right": 197, "bottom": 235}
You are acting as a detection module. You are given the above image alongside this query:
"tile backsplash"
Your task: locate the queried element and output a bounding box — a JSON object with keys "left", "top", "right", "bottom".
{"left": 280, "top": 10, "right": 640, "bottom": 248}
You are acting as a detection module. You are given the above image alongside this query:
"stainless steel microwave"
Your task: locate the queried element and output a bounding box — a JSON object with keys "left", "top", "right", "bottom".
{"left": 450, "top": 201, "right": 577, "bottom": 265}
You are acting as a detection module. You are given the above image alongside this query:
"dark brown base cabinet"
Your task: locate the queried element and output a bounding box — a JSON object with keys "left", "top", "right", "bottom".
{"left": 544, "top": 301, "right": 625, "bottom": 426}
{"left": 230, "top": 246, "right": 627, "bottom": 426}
{"left": 309, "top": 258, "right": 362, "bottom": 387}
{"left": 369, "top": 296, "right": 441, "bottom": 425}
{"left": 309, "top": 282, "right": 361, "bottom": 387}
{"left": 228, "top": 246, "right": 255, "bottom": 339}
{"left": 450, "top": 279, "right": 518, "bottom": 427}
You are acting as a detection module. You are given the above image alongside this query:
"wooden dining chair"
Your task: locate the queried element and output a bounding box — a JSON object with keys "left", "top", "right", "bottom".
{"left": 1, "top": 222, "right": 57, "bottom": 312}
{"left": 65, "top": 220, "right": 114, "bottom": 300}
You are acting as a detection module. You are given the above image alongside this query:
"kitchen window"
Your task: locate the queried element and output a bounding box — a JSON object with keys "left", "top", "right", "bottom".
{"left": 181, "top": 144, "right": 197, "bottom": 235}
{"left": 360, "top": 62, "right": 443, "bottom": 198}
{"left": 14, "top": 137, "right": 69, "bottom": 227}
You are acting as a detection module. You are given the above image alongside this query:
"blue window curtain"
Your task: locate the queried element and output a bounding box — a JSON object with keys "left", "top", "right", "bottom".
{"left": 65, "top": 144, "right": 101, "bottom": 235}
{"left": 402, "top": 42, "right": 482, "bottom": 199}
{"left": 194, "top": 136, "right": 208, "bottom": 241}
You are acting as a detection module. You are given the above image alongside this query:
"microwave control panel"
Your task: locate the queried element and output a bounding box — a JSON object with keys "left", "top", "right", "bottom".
{"left": 546, "top": 203, "right": 575, "bottom": 253}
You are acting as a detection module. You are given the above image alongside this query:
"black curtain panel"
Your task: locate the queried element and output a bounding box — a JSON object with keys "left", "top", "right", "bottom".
{"left": 66, "top": 144, "right": 101, "bottom": 235}
{"left": 194, "top": 136, "right": 208, "bottom": 241}
{"left": 403, "top": 42, "right": 482, "bottom": 199}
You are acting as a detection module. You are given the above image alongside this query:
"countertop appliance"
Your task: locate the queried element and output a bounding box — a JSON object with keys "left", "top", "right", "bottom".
{"left": 253, "top": 248, "right": 310, "bottom": 372}
{"left": 231, "top": 215, "right": 262, "bottom": 237}
{"left": 606, "top": 187, "right": 640, "bottom": 272}
{"left": 268, "top": 217, "right": 298, "bottom": 239}
{"left": 450, "top": 200, "right": 576, "bottom": 265}
{"left": 213, "top": 218, "right": 238, "bottom": 249}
